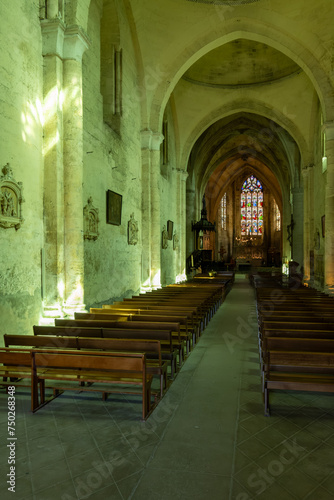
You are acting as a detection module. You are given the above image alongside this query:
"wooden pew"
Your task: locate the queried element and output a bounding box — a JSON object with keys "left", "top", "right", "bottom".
{"left": 260, "top": 321, "right": 334, "bottom": 332}
{"left": 4, "top": 334, "right": 167, "bottom": 398}
{"left": 36, "top": 323, "right": 178, "bottom": 378}
{"left": 106, "top": 302, "right": 202, "bottom": 339}
{"left": 263, "top": 348, "right": 334, "bottom": 416}
{"left": 73, "top": 312, "right": 186, "bottom": 361}
{"left": 31, "top": 349, "right": 154, "bottom": 420}
{"left": 0, "top": 347, "right": 33, "bottom": 383}
{"left": 90, "top": 307, "right": 194, "bottom": 352}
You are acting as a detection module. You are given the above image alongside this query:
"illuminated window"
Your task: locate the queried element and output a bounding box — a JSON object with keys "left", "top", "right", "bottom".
{"left": 274, "top": 199, "right": 281, "bottom": 231}
{"left": 241, "top": 175, "right": 263, "bottom": 235}
{"left": 221, "top": 193, "right": 227, "bottom": 230}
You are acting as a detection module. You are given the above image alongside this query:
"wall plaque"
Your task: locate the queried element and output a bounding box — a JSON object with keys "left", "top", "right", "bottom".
{"left": 106, "top": 190, "right": 122, "bottom": 225}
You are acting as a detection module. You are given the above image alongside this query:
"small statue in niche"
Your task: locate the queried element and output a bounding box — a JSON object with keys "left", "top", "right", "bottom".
{"left": 83, "top": 197, "right": 99, "bottom": 240}
{"left": 1, "top": 189, "right": 16, "bottom": 217}
{"left": 128, "top": 213, "right": 139, "bottom": 245}
{"left": 162, "top": 225, "right": 168, "bottom": 249}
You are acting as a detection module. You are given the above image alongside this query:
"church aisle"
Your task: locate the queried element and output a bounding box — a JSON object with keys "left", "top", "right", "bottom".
{"left": 131, "top": 275, "right": 258, "bottom": 499}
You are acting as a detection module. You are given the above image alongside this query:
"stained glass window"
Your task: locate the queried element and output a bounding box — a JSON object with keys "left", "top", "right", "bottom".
{"left": 221, "top": 193, "right": 227, "bottom": 230}
{"left": 241, "top": 175, "right": 263, "bottom": 235}
{"left": 274, "top": 199, "right": 281, "bottom": 231}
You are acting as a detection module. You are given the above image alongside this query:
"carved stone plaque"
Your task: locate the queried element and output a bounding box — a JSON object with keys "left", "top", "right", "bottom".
{"left": 83, "top": 197, "right": 99, "bottom": 240}
{"left": 0, "top": 163, "right": 24, "bottom": 230}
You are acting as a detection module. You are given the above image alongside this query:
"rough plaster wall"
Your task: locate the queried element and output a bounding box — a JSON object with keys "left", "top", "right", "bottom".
{"left": 82, "top": 1, "right": 142, "bottom": 307}
{"left": 0, "top": 2, "right": 44, "bottom": 338}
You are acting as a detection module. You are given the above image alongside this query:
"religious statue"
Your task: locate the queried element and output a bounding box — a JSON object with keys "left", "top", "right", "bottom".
{"left": 83, "top": 197, "right": 99, "bottom": 240}
{"left": 128, "top": 212, "right": 139, "bottom": 245}
{"left": 219, "top": 245, "right": 226, "bottom": 262}
{"left": 162, "top": 225, "right": 168, "bottom": 249}
{"left": 1, "top": 189, "right": 16, "bottom": 217}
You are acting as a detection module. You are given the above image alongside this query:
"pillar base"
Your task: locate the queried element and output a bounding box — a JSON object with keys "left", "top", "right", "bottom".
{"left": 324, "top": 285, "right": 334, "bottom": 296}
{"left": 62, "top": 302, "right": 87, "bottom": 318}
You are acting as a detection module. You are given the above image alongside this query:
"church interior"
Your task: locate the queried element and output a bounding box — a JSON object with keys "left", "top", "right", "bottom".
{"left": 1, "top": 1, "right": 334, "bottom": 499}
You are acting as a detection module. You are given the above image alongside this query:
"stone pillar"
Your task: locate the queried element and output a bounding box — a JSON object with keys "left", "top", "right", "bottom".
{"left": 324, "top": 123, "right": 334, "bottom": 293}
{"left": 301, "top": 164, "right": 313, "bottom": 283}
{"left": 140, "top": 130, "right": 163, "bottom": 291}
{"left": 62, "top": 26, "right": 90, "bottom": 314}
{"left": 173, "top": 168, "right": 188, "bottom": 281}
{"left": 150, "top": 133, "right": 164, "bottom": 289}
{"left": 180, "top": 170, "right": 189, "bottom": 280}
{"left": 141, "top": 131, "right": 152, "bottom": 291}
{"left": 291, "top": 186, "right": 304, "bottom": 271}
{"left": 40, "top": 22, "right": 89, "bottom": 318}
{"left": 186, "top": 182, "right": 196, "bottom": 256}
{"left": 41, "top": 19, "right": 66, "bottom": 317}
{"left": 281, "top": 189, "right": 292, "bottom": 265}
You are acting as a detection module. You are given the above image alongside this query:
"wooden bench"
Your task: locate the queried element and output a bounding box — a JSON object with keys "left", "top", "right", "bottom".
{"left": 73, "top": 312, "right": 186, "bottom": 362}
{"left": 0, "top": 347, "right": 33, "bottom": 383}
{"left": 263, "top": 348, "right": 334, "bottom": 416}
{"left": 4, "top": 334, "right": 168, "bottom": 398}
{"left": 31, "top": 349, "right": 154, "bottom": 420}
{"left": 106, "top": 301, "right": 202, "bottom": 339}
{"left": 35, "top": 324, "right": 178, "bottom": 378}
{"left": 90, "top": 307, "right": 194, "bottom": 352}
{"left": 0, "top": 348, "right": 44, "bottom": 399}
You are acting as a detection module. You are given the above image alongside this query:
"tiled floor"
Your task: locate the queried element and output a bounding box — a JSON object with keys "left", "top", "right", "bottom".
{"left": 1, "top": 276, "right": 334, "bottom": 499}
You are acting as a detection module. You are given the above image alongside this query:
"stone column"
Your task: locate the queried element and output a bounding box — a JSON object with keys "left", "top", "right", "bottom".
{"left": 62, "top": 26, "right": 90, "bottom": 314}
{"left": 180, "top": 170, "right": 189, "bottom": 280}
{"left": 41, "top": 19, "right": 66, "bottom": 317}
{"left": 291, "top": 186, "right": 304, "bottom": 271}
{"left": 173, "top": 168, "right": 188, "bottom": 281}
{"left": 140, "top": 131, "right": 152, "bottom": 291}
{"left": 140, "top": 130, "right": 163, "bottom": 290}
{"left": 301, "top": 164, "right": 313, "bottom": 283}
{"left": 324, "top": 123, "right": 334, "bottom": 294}
{"left": 150, "top": 133, "right": 164, "bottom": 289}
{"left": 186, "top": 181, "right": 196, "bottom": 256}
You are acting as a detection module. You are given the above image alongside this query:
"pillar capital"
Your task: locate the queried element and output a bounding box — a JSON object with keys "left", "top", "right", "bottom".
{"left": 172, "top": 167, "right": 188, "bottom": 182}
{"left": 141, "top": 129, "right": 164, "bottom": 151}
{"left": 63, "top": 25, "right": 90, "bottom": 62}
{"left": 292, "top": 186, "right": 303, "bottom": 195}
{"left": 41, "top": 18, "right": 65, "bottom": 58}
{"left": 41, "top": 20, "right": 90, "bottom": 61}
{"left": 301, "top": 163, "right": 314, "bottom": 178}
{"left": 322, "top": 121, "right": 334, "bottom": 141}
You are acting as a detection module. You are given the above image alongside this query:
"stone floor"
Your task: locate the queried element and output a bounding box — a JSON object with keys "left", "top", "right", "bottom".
{"left": 1, "top": 275, "right": 334, "bottom": 500}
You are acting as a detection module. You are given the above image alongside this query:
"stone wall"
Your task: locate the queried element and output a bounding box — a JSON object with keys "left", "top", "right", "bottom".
{"left": 0, "top": 2, "right": 44, "bottom": 336}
